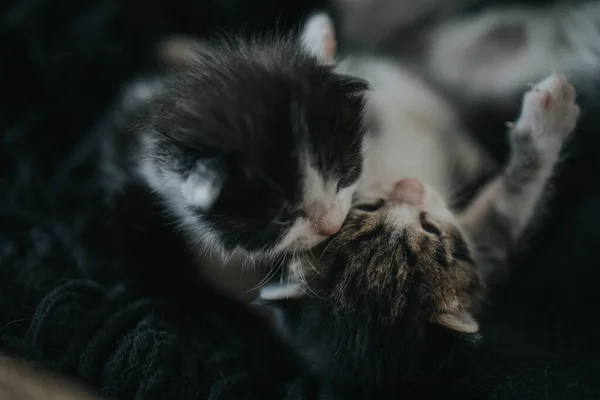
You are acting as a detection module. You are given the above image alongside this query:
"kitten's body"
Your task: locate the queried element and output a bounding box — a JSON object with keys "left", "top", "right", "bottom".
{"left": 336, "top": 55, "right": 492, "bottom": 201}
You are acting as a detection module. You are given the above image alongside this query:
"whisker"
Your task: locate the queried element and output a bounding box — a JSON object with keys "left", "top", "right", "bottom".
{"left": 316, "top": 234, "right": 344, "bottom": 265}
{"left": 293, "top": 252, "right": 323, "bottom": 299}
{"left": 246, "top": 253, "right": 286, "bottom": 293}
{"left": 304, "top": 249, "right": 325, "bottom": 278}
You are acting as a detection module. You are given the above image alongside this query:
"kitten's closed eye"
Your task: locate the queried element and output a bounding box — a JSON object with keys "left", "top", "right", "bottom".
{"left": 420, "top": 212, "right": 442, "bottom": 235}
{"left": 291, "top": 208, "right": 308, "bottom": 220}
{"left": 355, "top": 199, "right": 384, "bottom": 212}
{"left": 276, "top": 205, "right": 308, "bottom": 225}
{"left": 337, "top": 164, "right": 362, "bottom": 190}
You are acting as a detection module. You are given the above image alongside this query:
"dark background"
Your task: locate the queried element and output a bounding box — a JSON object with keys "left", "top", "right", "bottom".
{"left": 1, "top": 0, "right": 600, "bottom": 399}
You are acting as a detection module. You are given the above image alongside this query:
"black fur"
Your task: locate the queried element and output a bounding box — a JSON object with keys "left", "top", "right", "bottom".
{"left": 104, "top": 37, "right": 368, "bottom": 254}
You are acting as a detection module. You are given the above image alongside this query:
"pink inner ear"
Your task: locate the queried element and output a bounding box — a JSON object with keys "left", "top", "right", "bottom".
{"left": 301, "top": 13, "right": 337, "bottom": 65}
{"left": 322, "top": 28, "right": 337, "bottom": 64}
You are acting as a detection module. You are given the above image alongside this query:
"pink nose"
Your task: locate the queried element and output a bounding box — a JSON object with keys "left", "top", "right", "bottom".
{"left": 392, "top": 178, "right": 425, "bottom": 205}
{"left": 316, "top": 223, "right": 341, "bottom": 237}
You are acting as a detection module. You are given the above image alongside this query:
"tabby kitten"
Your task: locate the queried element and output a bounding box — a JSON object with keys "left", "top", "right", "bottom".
{"left": 100, "top": 13, "right": 369, "bottom": 263}
{"left": 258, "top": 72, "right": 580, "bottom": 390}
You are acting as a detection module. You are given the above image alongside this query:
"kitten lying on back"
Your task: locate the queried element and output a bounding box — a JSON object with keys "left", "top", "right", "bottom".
{"left": 257, "top": 15, "right": 581, "bottom": 392}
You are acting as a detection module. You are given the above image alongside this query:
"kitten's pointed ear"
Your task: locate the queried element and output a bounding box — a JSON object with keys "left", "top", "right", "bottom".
{"left": 432, "top": 309, "right": 479, "bottom": 334}
{"left": 156, "top": 36, "right": 212, "bottom": 67}
{"left": 299, "top": 12, "right": 337, "bottom": 65}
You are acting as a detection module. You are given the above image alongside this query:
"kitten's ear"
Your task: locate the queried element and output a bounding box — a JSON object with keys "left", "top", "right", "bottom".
{"left": 180, "top": 161, "right": 224, "bottom": 210}
{"left": 299, "top": 12, "right": 337, "bottom": 65}
{"left": 156, "top": 36, "right": 212, "bottom": 67}
{"left": 432, "top": 309, "right": 479, "bottom": 334}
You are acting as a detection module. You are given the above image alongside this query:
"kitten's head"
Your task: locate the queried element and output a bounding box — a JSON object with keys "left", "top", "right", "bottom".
{"left": 132, "top": 13, "right": 369, "bottom": 258}
{"left": 258, "top": 178, "right": 484, "bottom": 389}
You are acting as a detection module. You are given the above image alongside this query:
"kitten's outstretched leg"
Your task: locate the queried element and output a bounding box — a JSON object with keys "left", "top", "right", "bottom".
{"left": 459, "top": 73, "right": 580, "bottom": 282}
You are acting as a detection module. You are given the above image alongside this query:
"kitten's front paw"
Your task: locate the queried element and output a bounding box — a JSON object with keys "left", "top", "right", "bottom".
{"left": 512, "top": 72, "right": 580, "bottom": 147}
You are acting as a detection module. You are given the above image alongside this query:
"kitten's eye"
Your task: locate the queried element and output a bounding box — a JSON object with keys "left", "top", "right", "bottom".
{"left": 356, "top": 199, "right": 384, "bottom": 212}
{"left": 420, "top": 212, "right": 442, "bottom": 235}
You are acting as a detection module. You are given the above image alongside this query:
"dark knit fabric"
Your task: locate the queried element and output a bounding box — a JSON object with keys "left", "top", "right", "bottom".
{"left": 2, "top": 0, "right": 600, "bottom": 399}
{"left": 0, "top": 211, "right": 319, "bottom": 399}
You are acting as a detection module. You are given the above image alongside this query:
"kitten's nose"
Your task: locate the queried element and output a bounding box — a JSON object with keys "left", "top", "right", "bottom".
{"left": 313, "top": 207, "right": 342, "bottom": 236}
{"left": 316, "top": 223, "right": 341, "bottom": 237}
{"left": 393, "top": 178, "right": 425, "bottom": 205}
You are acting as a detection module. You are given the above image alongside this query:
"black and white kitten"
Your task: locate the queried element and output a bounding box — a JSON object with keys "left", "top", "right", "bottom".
{"left": 100, "top": 14, "right": 369, "bottom": 265}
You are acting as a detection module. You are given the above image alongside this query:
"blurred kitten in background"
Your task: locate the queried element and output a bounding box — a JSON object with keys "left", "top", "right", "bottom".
{"left": 333, "top": 0, "right": 600, "bottom": 103}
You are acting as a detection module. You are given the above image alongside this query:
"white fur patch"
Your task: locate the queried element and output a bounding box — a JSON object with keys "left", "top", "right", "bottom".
{"left": 180, "top": 172, "right": 220, "bottom": 210}
{"left": 259, "top": 282, "right": 303, "bottom": 300}
{"left": 135, "top": 135, "right": 225, "bottom": 257}
{"left": 121, "top": 79, "right": 165, "bottom": 112}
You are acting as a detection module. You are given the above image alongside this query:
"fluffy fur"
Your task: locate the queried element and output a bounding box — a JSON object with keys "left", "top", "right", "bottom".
{"left": 100, "top": 16, "right": 369, "bottom": 264}
{"left": 258, "top": 15, "right": 581, "bottom": 393}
